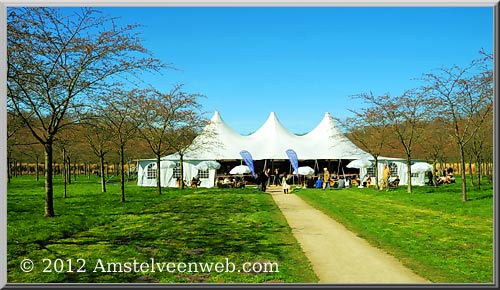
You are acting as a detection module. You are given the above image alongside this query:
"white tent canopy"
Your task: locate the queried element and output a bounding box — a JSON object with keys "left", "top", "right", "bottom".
{"left": 293, "top": 166, "right": 315, "bottom": 176}
{"left": 138, "top": 111, "right": 425, "bottom": 188}
{"left": 346, "top": 159, "right": 373, "bottom": 169}
{"left": 229, "top": 165, "right": 251, "bottom": 175}
{"left": 359, "top": 157, "right": 428, "bottom": 187}
{"left": 163, "top": 111, "right": 372, "bottom": 161}
{"left": 411, "top": 162, "right": 433, "bottom": 173}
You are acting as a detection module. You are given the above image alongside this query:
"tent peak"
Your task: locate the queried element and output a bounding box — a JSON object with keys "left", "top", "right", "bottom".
{"left": 248, "top": 111, "right": 295, "bottom": 139}
{"left": 211, "top": 110, "right": 221, "bottom": 122}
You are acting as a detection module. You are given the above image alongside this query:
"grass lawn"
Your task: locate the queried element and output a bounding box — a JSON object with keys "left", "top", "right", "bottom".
{"left": 7, "top": 175, "right": 318, "bottom": 283}
{"left": 295, "top": 178, "right": 494, "bottom": 283}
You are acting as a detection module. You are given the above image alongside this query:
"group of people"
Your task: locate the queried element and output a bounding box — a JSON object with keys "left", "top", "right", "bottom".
{"left": 427, "top": 167, "right": 455, "bottom": 186}
{"left": 257, "top": 168, "right": 290, "bottom": 194}
{"left": 314, "top": 168, "right": 353, "bottom": 189}
{"left": 255, "top": 163, "right": 415, "bottom": 193}
{"left": 224, "top": 163, "right": 460, "bottom": 193}
{"left": 216, "top": 176, "right": 245, "bottom": 188}
{"left": 358, "top": 164, "right": 399, "bottom": 191}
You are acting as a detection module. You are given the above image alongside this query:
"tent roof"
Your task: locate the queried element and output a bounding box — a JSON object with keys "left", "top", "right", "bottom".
{"left": 300, "top": 112, "right": 372, "bottom": 159}
{"left": 163, "top": 111, "right": 372, "bottom": 161}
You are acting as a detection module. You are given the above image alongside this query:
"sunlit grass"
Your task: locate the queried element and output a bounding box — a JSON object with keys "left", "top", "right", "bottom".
{"left": 295, "top": 178, "right": 494, "bottom": 283}
{"left": 7, "top": 175, "right": 318, "bottom": 283}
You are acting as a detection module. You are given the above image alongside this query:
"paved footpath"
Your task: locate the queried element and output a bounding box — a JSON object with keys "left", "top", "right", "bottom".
{"left": 268, "top": 187, "right": 430, "bottom": 284}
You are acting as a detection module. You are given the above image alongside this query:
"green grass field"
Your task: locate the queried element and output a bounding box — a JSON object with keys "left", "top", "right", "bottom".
{"left": 295, "top": 179, "right": 494, "bottom": 283}
{"left": 7, "top": 175, "right": 318, "bottom": 283}
{"left": 7, "top": 175, "right": 495, "bottom": 284}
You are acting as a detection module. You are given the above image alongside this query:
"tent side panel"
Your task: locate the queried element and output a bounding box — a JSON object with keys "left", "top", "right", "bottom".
{"left": 160, "top": 168, "right": 174, "bottom": 187}
{"left": 137, "top": 161, "right": 157, "bottom": 187}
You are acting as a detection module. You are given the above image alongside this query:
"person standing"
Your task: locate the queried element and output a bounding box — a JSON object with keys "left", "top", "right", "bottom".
{"left": 260, "top": 168, "right": 270, "bottom": 192}
{"left": 282, "top": 173, "right": 290, "bottom": 194}
{"left": 322, "top": 168, "right": 331, "bottom": 190}
{"left": 427, "top": 170, "right": 434, "bottom": 186}
{"left": 273, "top": 168, "right": 281, "bottom": 186}
{"left": 380, "top": 164, "right": 391, "bottom": 192}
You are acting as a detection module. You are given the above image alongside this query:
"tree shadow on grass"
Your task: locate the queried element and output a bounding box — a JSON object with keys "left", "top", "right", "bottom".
{"left": 467, "top": 194, "right": 493, "bottom": 201}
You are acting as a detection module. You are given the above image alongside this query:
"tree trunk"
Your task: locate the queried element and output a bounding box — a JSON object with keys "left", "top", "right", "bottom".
{"left": 35, "top": 156, "right": 39, "bottom": 182}
{"left": 100, "top": 155, "right": 106, "bottom": 193}
{"left": 180, "top": 153, "right": 185, "bottom": 189}
{"left": 120, "top": 145, "right": 125, "bottom": 203}
{"left": 127, "top": 159, "right": 131, "bottom": 181}
{"left": 156, "top": 154, "right": 162, "bottom": 195}
{"left": 476, "top": 158, "right": 482, "bottom": 190}
{"left": 7, "top": 157, "right": 11, "bottom": 184}
{"left": 44, "top": 142, "right": 55, "bottom": 217}
{"left": 488, "top": 163, "right": 493, "bottom": 184}
{"left": 468, "top": 159, "right": 474, "bottom": 187}
{"left": 74, "top": 161, "right": 77, "bottom": 180}
{"left": 406, "top": 155, "right": 412, "bottom": 193}
{"left": 459, "top": 147, "right": 467, "bottom": 202}
{"left": 374, "top": 157, "right": 380, "bottom": 190}
{"left": 432, "top": 162, "right": 438, "bottom": 188}
{"left": 66, "top": 156, "right": 71, "bottom": 185}
{"left": 63, "top": 148, "right": 67, "bottom": 198}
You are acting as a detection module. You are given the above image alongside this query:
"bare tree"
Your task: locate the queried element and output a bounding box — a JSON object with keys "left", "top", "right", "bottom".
{"left": 163, "top": 109, "right": 213, "bottom": 190}
{"left": 465, "top": 108, "right": 493, "bottom": 190}
{"left": 7, "top": 8, "right": 163, "bottom": 216}
{"left": 341, "top": 92, "right": 395, "bottom": 189}
{"left": 420, "top": 117, "right": 454, "bottom": 187}
{"left": 84, "top": 116, "right": 114, "bottom": 193}
{"left": 55, "top": 141, "right": 70, "bottom": 198}
{"left": 7, "top": 110, "right": 28, "bottom": 183}
{"left": 131, "top": 85, "right": 205, "bottom": 194}
{"left": 20, "top": 142, "right": 44, "bottom": 182}
{"left": 385, "top": 89, "right": 434, "bottom": 193}
{"left": 99, "top": 89, "right": 138, "bottom": 202}
{"left": 421, "top": 53, "right": 493, "bottom": 201}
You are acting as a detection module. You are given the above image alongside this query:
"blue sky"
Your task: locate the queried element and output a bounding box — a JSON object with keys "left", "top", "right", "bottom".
{"left": 98, "top": 6, "right": 493, "bottom": 135}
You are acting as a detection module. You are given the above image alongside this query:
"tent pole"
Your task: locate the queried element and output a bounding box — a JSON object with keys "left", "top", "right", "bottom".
{"left": 340, "top": 159, "right": 345, "bottom": 178}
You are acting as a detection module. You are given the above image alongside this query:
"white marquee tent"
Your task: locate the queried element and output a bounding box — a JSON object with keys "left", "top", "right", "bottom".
{"left": 359, "top": 158, "right": 427, "bottom": 188}
{"left": 137, "top": 111, "right": 427, "bottom": 188}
